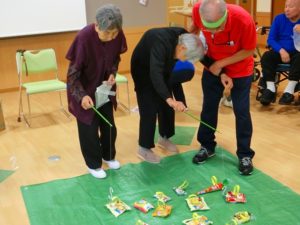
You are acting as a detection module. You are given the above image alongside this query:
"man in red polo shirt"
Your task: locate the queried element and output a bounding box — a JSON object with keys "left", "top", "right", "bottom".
{"left": 190, "top": 0, "right": 256, "bottom": 175}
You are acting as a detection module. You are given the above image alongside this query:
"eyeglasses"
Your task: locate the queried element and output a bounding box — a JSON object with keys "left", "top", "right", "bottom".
{"left": 211, "top": 32, "right": 234, "bottom": 46}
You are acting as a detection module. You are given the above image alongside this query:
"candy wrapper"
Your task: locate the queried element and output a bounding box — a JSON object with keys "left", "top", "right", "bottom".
{"left": 105, "top": 188, "right": 130, "bottom": 217}
{"left": 134, "top": 199, "right": 154, "bottom": 213}
{"left": 197, "top": 176, "right": 224, "bottom": 195}
{"left": 173, "top": 180, "right": 189, "bottom": 196}
{"left": 186, "top": 194, "right": 210, "bottom": 211}
{"left": 182, "top": 213, "right": 213, "bottom": 225}
{"left": 153, "top": 191, "right": 171, "bottom": 202}
{"left": 226, "top": 211, "right": 252, "bottom": 225}
{"left": 225, "top": 185, "right": 246, "bottom": 203}
{"left": 136, "top": 219, "right": 149, "bottom": 225}
{"left": 105, "top": 196, "right": 131, "bottom": 217}
{"left": 152, "top": 200, "right": 172, "bottom": 217}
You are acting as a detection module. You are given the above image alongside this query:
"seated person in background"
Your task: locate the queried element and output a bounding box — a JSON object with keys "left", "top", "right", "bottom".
{"left": 131, "top": 27, "right": 204, "bottom": 164}
{"left": 260, "top": 0, "right": 300, "bottom": 105}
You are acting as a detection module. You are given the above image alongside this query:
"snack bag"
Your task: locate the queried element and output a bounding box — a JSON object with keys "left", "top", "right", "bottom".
{"left": 105, "top": 196, "right": 131, "bottom": 217}
{"left": 182, "top": 213, "right": 213, "bottom": 225}
{"left": 173, "top": 180, "right": 189, "bottom": 196}
{"left": 226, "top": 211, "right": 252, "bottom": 225}
{"left": 197, "top": 176, "right": 224, "bottom": 195}
{"left": 153, "top": 191, "right": 171, "bottom": 202}
{"left": 136, "top": 219, "right": 149, "bottom": 225}
{"left": 186, "top": 194, "right": 210, "bottom": 211}
{"left": 134, "top": 199, "right": 154, "bottom": 213}
{"left": 225, "top": 185, "right": 246, "bottom": 203}
{"left": 152, "top": 200, "right": 172, "bottom": 217}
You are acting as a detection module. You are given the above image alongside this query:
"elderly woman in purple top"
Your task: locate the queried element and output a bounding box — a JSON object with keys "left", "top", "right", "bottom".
{"left": 66, "top": 4, "right": 127, "bottom": 179}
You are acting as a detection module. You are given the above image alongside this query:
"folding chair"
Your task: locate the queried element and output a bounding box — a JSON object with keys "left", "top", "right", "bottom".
{"left": 16, "top": 48, "right": 69, "bottom": 126}
{"left": 115, "top": 73, "right": 130, "bottom": 113}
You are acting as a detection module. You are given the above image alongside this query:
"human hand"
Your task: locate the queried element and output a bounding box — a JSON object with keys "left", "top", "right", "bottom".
{"left": 166, "top": 98, "right": 187, "bottom": 112}
{"left": 220, "top": 73, "right": 233, "bottom": 93}
{"left": 209, "top": 61, "right": 223, "bottom": 76}
{"left": 294, "top": 24, "right": 300, "bottom": 33}
{"left": 81, "top": 95, "right": 94, "bottom": 110}
{"left": 279, "top": 48, "right": 290, "bottom": 63}
{"left": 106, "top": 74, "right": 116, "bottom": 86}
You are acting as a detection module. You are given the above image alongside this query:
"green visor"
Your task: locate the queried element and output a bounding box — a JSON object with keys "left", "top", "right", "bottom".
{"left": 201, "top": 10, "right": 227, "bottom": 29}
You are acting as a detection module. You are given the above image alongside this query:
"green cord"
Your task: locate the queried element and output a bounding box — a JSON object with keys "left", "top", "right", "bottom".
{"left": 91, "top": 106, "right": 113, "bottom": 127}
{"left": 184, "top": 111, "right": 221, "bottom": 133}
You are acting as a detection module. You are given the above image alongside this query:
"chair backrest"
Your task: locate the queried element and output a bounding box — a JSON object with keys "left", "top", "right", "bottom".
{"left": 16, "top": 48, "right": 58, "bottom": 77}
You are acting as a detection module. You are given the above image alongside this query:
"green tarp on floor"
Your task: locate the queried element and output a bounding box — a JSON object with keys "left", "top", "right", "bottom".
{"left": 154, "top": 126, "right": 197, "bottom": 145}
{"left": 0, "top": 169, "right": 14, "bottom": 183}
{"left": 21, "top": 148, "right": 300, "bottom": 225}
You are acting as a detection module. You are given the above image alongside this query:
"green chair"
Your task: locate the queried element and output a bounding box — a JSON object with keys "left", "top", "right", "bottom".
{"left": 16, "top": 48, "right": 69, "bottom": 126}
{"left": 116, "top": 73, "right": 130, "bottom": 113}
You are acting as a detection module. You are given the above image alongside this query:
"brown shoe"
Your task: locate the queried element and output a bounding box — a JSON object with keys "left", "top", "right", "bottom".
{"left": 157, "top": 136, "right": 179, "bottom": 153}
{"left": 137, "top": 147, "right": 161, "bottom": 163}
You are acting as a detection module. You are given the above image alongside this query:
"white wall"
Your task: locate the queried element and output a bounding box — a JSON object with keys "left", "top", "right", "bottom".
{"left": 257, "top": 0, "right": 271, "bottom": 12}
{"left": 0, "top": 0, "right": 86, "bottom": 38}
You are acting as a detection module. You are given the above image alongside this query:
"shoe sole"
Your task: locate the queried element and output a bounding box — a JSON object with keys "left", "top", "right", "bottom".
{"left": 157, "top": 143, "right": 179, "bottom": 153}
{"left": 137, "top": 153, "right": 160, "bottom": 164}
{"left": 239, "top": 171, "right": 253, "bottom": 176}
{"left": 193, "top": 153, "right": 215, "bottom": 164}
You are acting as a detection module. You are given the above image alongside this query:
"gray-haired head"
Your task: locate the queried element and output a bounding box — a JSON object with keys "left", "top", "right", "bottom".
{"left": 96, "top": 4, "right": 123, "bottom": 31}
{"left": 178, "top": 33, "right": 205, "bottom": 63}
{"left": 200, "top": 0, "right": 227, "bottom": 22}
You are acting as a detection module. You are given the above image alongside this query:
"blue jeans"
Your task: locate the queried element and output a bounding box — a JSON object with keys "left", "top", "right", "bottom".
{"left": 197, "top": 70, "right": 255, "bottom": 159}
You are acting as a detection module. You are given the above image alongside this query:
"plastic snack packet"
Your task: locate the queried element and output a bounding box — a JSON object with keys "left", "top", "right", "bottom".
{"left": 173, "top": 180, "right": 189, "bottom": 196}
{"left": 152, "top": 200, "right": 172, "bottom": 217}
{"left": 134, "top": 199, "right": 154, "bottom": 213}
{"left": 105, "top": 196, "right": 131, "bottom": 217}
{"left": 182, "top": 212, "right": 213, "bottom": 225}
{"left": 95, "top": 81, "right": 115, "bottom": 108}
{"left": 225, "top": 185, "right": 246, "bottom": 203}
{"left": 153, "top": 191, "right": 171, "bottom": 202}
{"left": 197, "top": 176, "right": 224, "bottom": 195}
{"left": 186, "top": 194, "right": 210, "bottom": 211}
{"left": 136, "top": 219, "right": 149, "bottom": 225}
{"left": 105, "top": 188, "right": 130, "bottom": 217}
{"left": 226, "top": 211, "right": 252, "bottom": 225}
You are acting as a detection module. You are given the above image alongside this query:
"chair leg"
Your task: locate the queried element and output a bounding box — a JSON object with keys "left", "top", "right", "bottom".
{"left": 116, "top": 83, "right": 131, "bottom": 113}
{"left": 58, "top": 91, "right": 70, "bottom": 118}
{"left": 125, "top": 82, "right": 131, "bottom": 113}
{"left": 17, "top": 87, "right": 23, "bottom": 122}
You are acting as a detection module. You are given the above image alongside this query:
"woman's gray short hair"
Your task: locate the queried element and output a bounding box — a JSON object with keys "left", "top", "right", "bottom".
{"left": 96, "top": 4, "right": 123, "bottom": 31}
{"left": 178, "top": 33, "right": 205, "bottom": 63}
{"left": 200, "top": 0, "right": 227, "bottom": 22}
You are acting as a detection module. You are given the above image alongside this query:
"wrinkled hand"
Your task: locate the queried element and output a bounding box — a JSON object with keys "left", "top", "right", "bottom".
{"left": 220, "top": 73, "right": 233, "bottom": 94}
{"left": 279, "top": 48, "right": 290, "bottom": 63}
{"left": 106, "top": 74, "right": 116, "bottom": 86}
{"left": 81, "top": 95, "right": 94, "bottom": 110}
{"left": 166, "top": 98, "right": 187, "bottom": 112}
{"left": 294, "top": 24, "right": 300, "bottom": 33}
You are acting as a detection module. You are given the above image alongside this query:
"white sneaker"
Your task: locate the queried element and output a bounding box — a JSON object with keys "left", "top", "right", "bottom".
{"left": 221, "top": 96, "right": 233, "bottom": 108}
{"left": 88, "top": 168, "right": 107, "bottom": 179}
{"left": 103, "top": 159, "right": 121, "bottom": 170}
{"left": 157, "top": 136, "right": 178, "bottom": 153}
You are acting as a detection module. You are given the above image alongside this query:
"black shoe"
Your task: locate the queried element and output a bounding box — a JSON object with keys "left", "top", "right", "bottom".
{"left": 295, "top": 82, "right": 300, "bottom": 92}
{"left": 257, "top": 77, "right": 266, "bottom": 89}
{"left": 193, "top": 147, "right": 215, "bottom": 164}
{"left": 260, "top": 89, "right": 276, "bottom": 106}
{"left": 279, "top": 92, "right": 294, "bottom": 105}
{"left": 239, "top": 157, "right": 253, "bottom": 175}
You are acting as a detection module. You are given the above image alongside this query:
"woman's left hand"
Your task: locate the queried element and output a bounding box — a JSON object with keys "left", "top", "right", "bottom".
{"left": 106, "top": 74, "right": 116, "bottom": 86}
